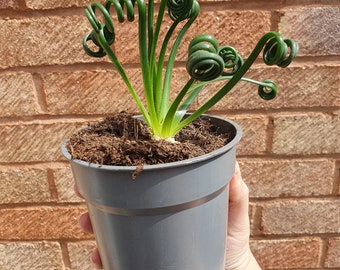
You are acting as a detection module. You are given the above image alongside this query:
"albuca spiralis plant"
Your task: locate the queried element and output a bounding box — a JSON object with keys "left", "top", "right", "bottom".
{"left": 83, "top": 0, "right": 298, "bottom": 140}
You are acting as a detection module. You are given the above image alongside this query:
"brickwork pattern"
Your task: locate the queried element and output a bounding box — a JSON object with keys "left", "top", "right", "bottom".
{"left": 0, "top": 0, "right": 339, "bottom": 269}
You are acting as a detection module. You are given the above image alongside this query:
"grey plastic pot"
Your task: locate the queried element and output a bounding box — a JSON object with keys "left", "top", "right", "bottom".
{"left": 62, "top": 114, "right": 242, "bottom": 270}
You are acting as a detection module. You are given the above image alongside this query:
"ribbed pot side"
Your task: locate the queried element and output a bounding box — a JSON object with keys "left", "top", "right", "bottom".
{"left": 62, "top": 115, "right": 242, "bottom": 270}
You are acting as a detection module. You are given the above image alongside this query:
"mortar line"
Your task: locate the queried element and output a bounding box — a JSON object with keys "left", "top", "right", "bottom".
{"left": 46, "top": 168, "right": 59, "bottom": 200}
{"left": 1, "top": 54, "right": 339, "bottom": 74}
{"left": 249, "top": 233, "right": 340, "bottom": 241}
{"left": 332, "top": 160, "right": 340, "bottom": 195}
{"left": 265, "top": 116, "right": 275, "bottom": 155}
{"left": 318, "top": 237, "right": 329, "bottom": 268}
{"left": 59, "top": 241, "right": 72, "bottom": 269}
{"left": 250, "top": 203, "right": 264, "bottom": 236}
{"left": 31, "top": 73, "right": 48, "bottom": 113}
{"left": 270, "top": 9, "right": 282, "bottom": 32}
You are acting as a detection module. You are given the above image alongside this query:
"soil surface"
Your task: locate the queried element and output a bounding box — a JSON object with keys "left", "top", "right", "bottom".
{"left": 67, "top": 111, "right": 231, "bottom": 167}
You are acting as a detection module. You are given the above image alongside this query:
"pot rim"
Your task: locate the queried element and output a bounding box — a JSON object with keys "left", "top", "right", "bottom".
{"left": 61, "top": 114, "right": 242, "bottom": 172}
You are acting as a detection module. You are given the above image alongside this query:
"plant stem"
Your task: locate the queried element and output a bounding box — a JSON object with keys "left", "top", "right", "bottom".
{"left": 159, "top": 2, "right": 200, "bottom": 119}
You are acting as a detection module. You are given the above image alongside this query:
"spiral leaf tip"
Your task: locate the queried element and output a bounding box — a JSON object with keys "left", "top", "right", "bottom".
{"left": 263, "top": 32, "right": 298, "bottom": 68}
{"left": 258, "top": 80, "right": 277, "bottom": 100}
{"left": 167, "top": 0, "right": 199, "bottom": 21}
{"left": 186, "top": 34, "right": 225, "bottom": 81}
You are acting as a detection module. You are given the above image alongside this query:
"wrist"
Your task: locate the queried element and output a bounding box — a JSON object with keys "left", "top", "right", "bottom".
{"left": 226, "top": 248, "right": 261, "bottom": 270}
{"left": 245, "top": 252, "right": 262, "bottom": 270}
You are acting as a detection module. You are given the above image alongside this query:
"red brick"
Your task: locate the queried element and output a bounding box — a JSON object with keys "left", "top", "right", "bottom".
{"left": 0, "top": 167, "right": 51, "bottom": 204}
{"left": 261, "top": 199, "right": 340, "bottom": 235}
{"left": 0, "top": 11, "right": 258, "bottom": 69}
{"left": 0, "top": 0, "right": 19, "bottom": 9}
{"left": 44, "top": 65, "right": 338, "bottom": 124}
{"left": 67, "top": 241, "right": 97, "bottom": 270}
{"left": 205, "top": 65, "right": 340, "bottom": 111}
{"left": 180, "top": 10, "right": 272, "bottom": 58}
{"left": 338, "top": 161, "right": 340, "bottom": 195}
{"left": 103, "top": 10, "right": 271, "bottom": 65}
{"left": 43, "top": 68, "right": 190, "bottom": 115}
{"left": 53, "top": 166, "right": 84, "bottom": 203}
{"left": 239, "top": 159, "right": 334, "bottom": 198}
{"left": 250, "top": 238, "right": 322, "bottom": 269}
{"left": 43, "top": 70, "right": 141, "bottom": 115}
{"left": 0, "top": 16, "right": 98, "bottom": 68}
{"left": 0, "top": 121, "right": 86, "bottom": 163}
{"left": 0, "top": 206, "right": 90, "bottom": 240}
{"left": 325, "top": 237, "right": 340, "bottom": 268}
{"left": 0, "top": 73, "right": 40, "bottom": 117}
{"left": 226, "top": 115, "right": 267, "bottom": 156}
{"left": 272, "top": 112, "right": 340, "bottom": 155}
{"left": 25, "top": 0, "right": 92, "bottom": 9}
{"left": 279, "top": 7, "right": 340, "bottom": 56}
{"left": 49, "top": 66, "right": 339, "bottom": 126}
{"left": 0, "top": 241, "right": 64, "bottom": 269}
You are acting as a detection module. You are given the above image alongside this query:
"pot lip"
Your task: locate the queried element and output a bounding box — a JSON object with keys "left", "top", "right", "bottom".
{"left": 61, "top": 114, "right": 242, "bottom": 171}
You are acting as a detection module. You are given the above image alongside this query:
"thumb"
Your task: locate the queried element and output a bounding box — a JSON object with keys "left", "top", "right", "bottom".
{"left": 228, "top": 161, "right": 250, "bottom": 231}
{"left": 226, "top": 162, "right": 252, "bottom": 268}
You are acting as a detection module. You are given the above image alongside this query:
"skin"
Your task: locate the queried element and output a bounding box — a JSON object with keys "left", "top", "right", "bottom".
{"left": 76, "top": 162, "right": 261, "bottom": 270}
{"left": 225, "top": 162, "right": 262, "bottom": 270}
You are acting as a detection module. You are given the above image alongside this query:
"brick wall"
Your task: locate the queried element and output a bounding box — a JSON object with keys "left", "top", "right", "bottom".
{"left": 0, "top": 0, "right": 339, "bottom": 269}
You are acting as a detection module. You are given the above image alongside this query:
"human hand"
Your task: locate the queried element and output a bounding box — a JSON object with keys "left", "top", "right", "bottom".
{"left": 75, "top": 187, "right": 103, "bottom": 269}
{"left": 225, "top": 162, "right": 261, "bottom": 270}
{"left": 76, "top": 162, "right": 261, "bottom": 270}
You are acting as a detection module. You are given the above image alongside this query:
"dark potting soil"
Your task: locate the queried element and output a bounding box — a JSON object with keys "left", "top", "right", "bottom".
{"left": 67, "top": 111, "right": 231, "bottom": 167}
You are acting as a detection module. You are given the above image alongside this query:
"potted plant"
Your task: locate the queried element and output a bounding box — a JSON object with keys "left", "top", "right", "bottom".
{"left": 62, "top": 1, "right": 298, "bottom": 269}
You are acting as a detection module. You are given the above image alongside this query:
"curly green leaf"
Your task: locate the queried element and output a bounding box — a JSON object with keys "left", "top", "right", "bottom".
{"left": 258, "top": 79, "right": 277, "bottom": 100}
{"left": 263, "top": 34, "right": 299, "bottom": 68}
{"left": 174, "top": 32, "right": 298, "bottom": 134}
{"left": 82, "top": 0, "right": 145, "bottom": 58}
{"left": 82, "top": 0, "right": 154, "bottom": 129}
{"left": 167, "top": 0, "right": 196, "bottom": 21}
{"left": 186, "top": 34, "right": 225, "bottom": 81}
{"left": 218, "top": 46, "right": 244, "bottom": 75}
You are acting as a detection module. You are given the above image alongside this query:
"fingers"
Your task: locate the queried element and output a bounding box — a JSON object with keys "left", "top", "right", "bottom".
{"left": 78, "top": 212, "right": 94, "bottom": 233}
{"left": 78, "top": 214, "right": 103, "bottom": 269}
{"left": 229, "top": 161, "right": 249, "bottom": 209}
{"left": 91, "top": 248, "right": 103, "bottom": 269}
{"left": 74, "top": 187, "right": 103, "bottom": 269}
{"left": 228, "top": 161, "right": 250, "bottom": 235}
{"left": 75, "top": 184, "right": 94, "bottom": 233}
{"left": 225, "top": 161, "right": 252, "bottom": 269}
